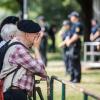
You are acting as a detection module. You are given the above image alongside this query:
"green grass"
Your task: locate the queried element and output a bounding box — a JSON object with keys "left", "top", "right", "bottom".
{"left": 35, "top": 62, "right": 100, "bottom": 100}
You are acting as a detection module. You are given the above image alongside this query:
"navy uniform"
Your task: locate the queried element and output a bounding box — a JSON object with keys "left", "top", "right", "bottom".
{"left": 91, "top": 24, "right": 99, "bottom": 35}
{"left": 38, "top": 16, "right": 49, "bottom": 66}
{"left": 40, "top": 25, "right": 48, "bottom": 66}
{"left": 91, "top": 23, "right": 100, "bottom": 40}
{"left": 61, "top": 21, "right": 71, "bottom": 74}
{"left": 0, "top": 36, "right": 3, "bottom": 42}
{"left": 68, "top": 12, "right": 83, "bottom": 83}
{"left": 90, "top": 21, "right": 100, "bottom": 60}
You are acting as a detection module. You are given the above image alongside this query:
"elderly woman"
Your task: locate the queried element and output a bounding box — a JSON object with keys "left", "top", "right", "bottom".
{"left": 0, "top": 24, "right": 18, "bottom": 47}
{"left": 0, "top": 16, "right": 19, "bottom": 48}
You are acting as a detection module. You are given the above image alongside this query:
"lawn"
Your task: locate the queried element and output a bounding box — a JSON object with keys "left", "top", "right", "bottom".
{"left": 35, "top": 59, "right": 100, "bottom": 100}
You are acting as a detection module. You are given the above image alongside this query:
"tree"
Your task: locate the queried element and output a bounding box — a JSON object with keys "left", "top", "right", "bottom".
{"left": 0, "top": 0, "right": 19, "bottom": 13}
{"left": 77, "top": 0, "right": 93, "bottom": 41}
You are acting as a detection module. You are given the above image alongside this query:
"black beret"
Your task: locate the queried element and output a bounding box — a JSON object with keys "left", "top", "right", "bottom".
{"left": 0, "top": 16, "right": 19, "bottom": 30}
{"left": 17, "top": 20, "right": 41, "bottom": 33}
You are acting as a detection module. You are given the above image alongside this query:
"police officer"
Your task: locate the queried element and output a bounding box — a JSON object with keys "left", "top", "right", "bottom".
{"left": 38, "top": 16, "right": 49, "bottom": 66}
{"left": 48, "top": 24, "right": 56, "bottom": 52}
{"left": 67, "top": 11, "right": 83, "bottom": 83}
{"left": 59, "top": 20, "right": 71, "bottom": 74}
{"left": 90, "top": 19, "right": 100, "bottom": 41}
{"left": 90, "top": 19, "right": 100, "bottom": 59}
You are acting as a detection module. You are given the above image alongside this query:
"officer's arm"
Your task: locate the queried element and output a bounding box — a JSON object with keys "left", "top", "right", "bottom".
{"left": 90, "top": 33, "right": 94, "bottom": 41}
{"left": 59, "top": 36, "right": 69, "bottom": 47}
{"left": 90, "top": 31, "right": 100, "bottom": 41}
{"left": 66, "top": 34, "right": 80, "bottom": 46}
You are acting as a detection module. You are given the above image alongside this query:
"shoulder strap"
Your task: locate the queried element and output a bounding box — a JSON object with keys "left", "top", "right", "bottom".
{"left": 8, "top": 41, "right": 28, "bottom": 50}
{"left": 10, "top": 65, "right": 21, "bottom": 86}
{"left": 2, "top": 42, "right": 27, "bottom": 79}
{"left": 4, "top": 42, "right": 28, "bottom": 85}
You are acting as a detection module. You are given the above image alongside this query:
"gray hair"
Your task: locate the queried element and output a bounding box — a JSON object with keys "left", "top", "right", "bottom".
{"left": 1, "top": 24, "right": 18, "bottom": 41}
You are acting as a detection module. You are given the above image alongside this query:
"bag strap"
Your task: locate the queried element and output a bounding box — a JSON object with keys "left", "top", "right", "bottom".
{"left": 7, "top": 41, "right": 28, "bottom": 50}
{"left": 5, "top": 42, "right": 28, "bottom": 86}
{"left": 10, "top": 65, "right": 21, "bottom": 86}
{"left": 2, "top": 41, "right": 28, "bottom": 80}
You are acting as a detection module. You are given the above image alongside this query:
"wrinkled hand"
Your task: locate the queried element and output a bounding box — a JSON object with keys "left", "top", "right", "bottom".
{"left": 41, "top": 70, "right": 48, "bottom": 80}
{"left": 40, "top": 77, "right": 47, "bottom": 81}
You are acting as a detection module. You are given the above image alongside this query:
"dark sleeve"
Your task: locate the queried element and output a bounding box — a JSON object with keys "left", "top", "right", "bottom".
{"left": 0, "top": 36, "right": 3, "bottom": 42}
{"left": 75, "top": 24, "right": 83, "bottom": 35}
{"left": 91, "top": 26, "right": 99, "bottom": 34}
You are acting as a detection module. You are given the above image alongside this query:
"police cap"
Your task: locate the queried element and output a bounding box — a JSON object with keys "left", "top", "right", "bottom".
{"left": 68, "top": 11, "right": 79, "bottom": 18}
{"left": 63, "top": 20, "right": 71, "bottom": 26}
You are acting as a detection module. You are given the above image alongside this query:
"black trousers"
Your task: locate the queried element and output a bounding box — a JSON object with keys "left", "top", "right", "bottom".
{"left": 40, "top": 37, "right": 47, "bottom": 66}
{"left": 68, "top": 44, "right": 81, "bottom": 81}
{"left": 4, "top": 89, "right": 27, "bottom": 100}
{"left": 63, "top": 48, "right": 70, "bottom": 74}
{"left": 69, "top": 56, "right": 81, "bottom": 81}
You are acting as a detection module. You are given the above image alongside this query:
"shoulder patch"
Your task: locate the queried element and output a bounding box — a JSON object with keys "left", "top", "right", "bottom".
{"left": 76, "top": 27, "right": 80, "bottom": 32}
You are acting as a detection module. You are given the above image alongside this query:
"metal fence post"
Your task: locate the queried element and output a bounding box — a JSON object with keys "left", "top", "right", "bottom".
{"left": 62, "top": 83, "right": 66, "bottom": 100}
{"left": 33, "top": 76, "right": 36, "bottom": 100}
{"left": 50, "top": 77, "right": 54, "bottom": 100}
{"left": 84, "top": 93, "right": 88, "bottom": 100}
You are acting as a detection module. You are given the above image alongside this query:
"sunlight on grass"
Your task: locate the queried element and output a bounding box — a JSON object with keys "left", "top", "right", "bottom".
{"left": 35, "top": 62, "right": 100, "bottom": 100}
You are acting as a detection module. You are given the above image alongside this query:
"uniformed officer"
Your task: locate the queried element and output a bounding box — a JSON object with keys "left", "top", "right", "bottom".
{"left": 59, "top": 20, "right": 71, "bottom": 74}
{"left": 90, "top": 19, "right": 100, "bottom": 41}
{"left": 90, "top": 19, "right": 100, "bottom": 59}
{"left": 60, "top": 11, "right": 83, "bottom": 83}
{"left": 38, "top": 16, "right": 49, "bottom": 66}
{"left": 67, "top": 11, "right": 83, "bottom": 83}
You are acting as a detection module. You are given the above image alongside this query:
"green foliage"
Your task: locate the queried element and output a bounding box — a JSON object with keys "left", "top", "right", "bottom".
{"left": 0, "top": 0, "right": 81, "bottom": 25}
{"left": 0, "top": 0, "right": 19, "bottom": 13}
{"left": 29, "top": 0, "right": 81, "bottom": 24}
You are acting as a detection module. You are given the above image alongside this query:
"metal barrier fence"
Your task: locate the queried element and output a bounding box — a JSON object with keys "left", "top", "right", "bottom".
{"left": 83, "top": 42, "right": 100, "bottom": 67}
{"left": 50, "top": 76, "right": 100, "bottom": 100}
{"left": 31, "top": 76, "right": 50, "bottom": 100}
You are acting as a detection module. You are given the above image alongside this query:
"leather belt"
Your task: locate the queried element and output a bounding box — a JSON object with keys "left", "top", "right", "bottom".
{"left": 10, "top": 86, "right": 27, "bottom": 93}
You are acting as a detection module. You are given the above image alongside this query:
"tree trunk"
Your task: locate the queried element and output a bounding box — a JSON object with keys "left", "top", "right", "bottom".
{"left": 16, "top": 0, "right": 24, "bottom": 19}
{"left": 77, "top": 0, "right": 93, "bottom": 41}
